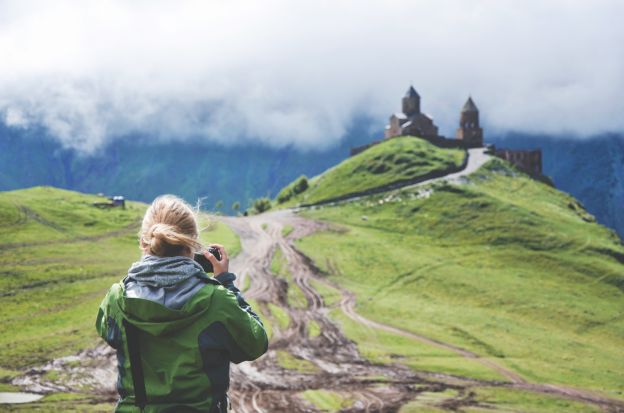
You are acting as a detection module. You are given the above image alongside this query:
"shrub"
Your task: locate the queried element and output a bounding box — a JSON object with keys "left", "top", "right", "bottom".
{"left": 253, "top": 197, "right": 272, "bottom": 214}
{"left": 293, "top": 175, "right": 309, "bottom": 194}
{"left": 276, "top": 175, "right": 309, "bottom": 204}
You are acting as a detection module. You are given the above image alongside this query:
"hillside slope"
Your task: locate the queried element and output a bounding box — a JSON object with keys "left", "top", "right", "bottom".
{"left": 0, "top": 186, "right": 240, "bottom": 409}
{"left": 491, "top": 132, "right": 624, "bottom": 239}
{"left": 292, "top": 158, "right": 624, "bottom": 400}
{"left": 276, "top": 136, "right": 465, "bottom": 206}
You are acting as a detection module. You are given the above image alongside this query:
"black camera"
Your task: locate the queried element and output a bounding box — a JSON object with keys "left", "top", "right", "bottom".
{"left": 194, "top": 247, "right": 222, "bottom": 273}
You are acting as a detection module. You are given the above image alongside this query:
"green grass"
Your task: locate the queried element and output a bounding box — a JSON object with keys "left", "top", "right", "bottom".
{"left": 277, "top": 136, "right": 465, "bottom": 206}
{"left": 464, "top": 386, "right": 604, "bottom": 413}
{"left": 299, "top": 389, "right": 353, "bottom": 412}
{"left": 308, "top": 278, "right": 342, "bottom": 307}
{"left": 281, "top": 224, "right": 294, "bottom": 237}
{"left": 0, "top": 187, "right": 146, "bottom": 374}
{"left": 329, "top": 309, "right": 506, "bottom": 381}
{"left": 399, "top": 389, "right": 460, "bottom": 413}
{"left": 271, "top": 246, "right": 307, "bottom": 309}
{"left": 197, "top": 214, "right": 241, "bottom": 257}
{"left": 308, "top": 319, "right": 321, "bottom": 338}
{"left": 295, "top": 159, "right": 624, "bottom": 399}
{"left": 267, "top": 302, "right": 290, "bottom": 331}
{"left": 0, "top": 186, "right": 241, "bottom": 396}
{"left": 275, "top": 350, "right": 319, "bottom": 373}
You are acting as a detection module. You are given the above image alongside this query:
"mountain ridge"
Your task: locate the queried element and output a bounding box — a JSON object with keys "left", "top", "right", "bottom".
{"left": 1, "top": 122, "right": 622, "bottom": 238}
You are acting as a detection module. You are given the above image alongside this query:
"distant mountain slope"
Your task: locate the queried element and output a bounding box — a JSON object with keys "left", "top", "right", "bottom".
{"left": 0, "top": 120, "right": 377, "bottom": 213}
{"left": 1, "top": 121, "right": 622, "bottom": 238}
{"left": 294, "top": 157, "right": 624, "bottom": 400}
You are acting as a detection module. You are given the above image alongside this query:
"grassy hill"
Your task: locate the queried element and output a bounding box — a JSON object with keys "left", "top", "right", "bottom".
{"left": 292, "top": 157, "right": 624, "bottom": 401}
{"left": 276, "top": 136, "right": 465, "bottom": 206}
{"left": 0, "top": 186, "right": 240, "bottom": 409}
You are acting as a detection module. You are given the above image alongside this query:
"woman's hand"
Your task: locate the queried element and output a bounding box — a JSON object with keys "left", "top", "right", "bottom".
{"left": 203, "top": 243, "right": 229, "bottom": 276}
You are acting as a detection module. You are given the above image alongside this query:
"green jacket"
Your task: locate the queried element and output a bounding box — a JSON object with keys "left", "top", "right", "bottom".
{"left": 96, "top": 256, "right": 268, "bottom": 413}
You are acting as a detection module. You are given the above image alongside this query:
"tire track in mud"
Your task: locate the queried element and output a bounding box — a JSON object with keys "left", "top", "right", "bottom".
{"left": 220, "top": 210, "right": 624, "bottom": 413}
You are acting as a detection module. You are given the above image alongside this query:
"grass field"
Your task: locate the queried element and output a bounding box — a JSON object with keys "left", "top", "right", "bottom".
{"left": 0, "top": 186, "right": 240, "bottom": 401}
{"left": 295, "top": 159, "right": 624, "bottom": 400}
{"left": 276, "top": 136, "right": 465, "bottom": 207}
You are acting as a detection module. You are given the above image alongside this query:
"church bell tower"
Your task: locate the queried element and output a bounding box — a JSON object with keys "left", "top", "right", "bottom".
{"left": 402, "top": 86, "right": 421, "bottom": 116}
{"left": 456, "top": 97, "right": 483, "bottom": 147}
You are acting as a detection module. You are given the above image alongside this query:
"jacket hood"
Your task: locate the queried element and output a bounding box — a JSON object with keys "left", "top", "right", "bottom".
{"left": 127, "top": 254, "right": 205, "bottom": 287}
{"left": 117, "top": 255, "right": 217, "bottom": 336}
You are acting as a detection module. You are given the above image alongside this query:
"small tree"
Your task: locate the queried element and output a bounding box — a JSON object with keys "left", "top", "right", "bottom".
{"left": 215, "top": 200, "right": 224, "bottom": 211}
{"left": 253, "top": 197, "right": 272, "bottom": 214}
{"left": 276, "top": 175, "right": 309, "bottom": 204}
{"left": 232, "top": 201, "right": 240, "bottom": 213}
{"left": 276, "top": 189, "right": 292, "bottom": 204}
{"left": 293, "top": 175, "right": 308, "bottom": 194}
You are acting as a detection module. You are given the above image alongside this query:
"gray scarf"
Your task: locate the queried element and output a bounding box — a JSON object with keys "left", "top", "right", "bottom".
{"left": 127, "top": 254, "right": 205, "bottom": 287}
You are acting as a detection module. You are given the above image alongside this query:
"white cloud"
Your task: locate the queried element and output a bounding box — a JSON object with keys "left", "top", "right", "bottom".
{"left": 0, "top": 0, "right": 622, "bottom": 153}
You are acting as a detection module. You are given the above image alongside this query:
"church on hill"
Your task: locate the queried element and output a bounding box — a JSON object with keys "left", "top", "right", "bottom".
{"left": 384, "top": 86, "right": 439, "bottom": 140}
{"left": 383, "top": 86, "right": 484, "bottom": 148}
{"left": 351, "top": 85, "right": 543, "bottom": 177}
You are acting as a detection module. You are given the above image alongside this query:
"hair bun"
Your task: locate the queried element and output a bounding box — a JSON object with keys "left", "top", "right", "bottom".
{"left": 147, "top": 223, "right": 176, "bottom": 256}
{"left": 139, "top": 194, "right": 202, "bottom": 257}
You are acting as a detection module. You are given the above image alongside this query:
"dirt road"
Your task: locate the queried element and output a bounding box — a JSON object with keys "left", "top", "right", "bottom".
{"left": 221, "top": 211, "right": 434, "bottom": 412}
{"left": 218, "top": 210, "right": 624, "bottom": 412}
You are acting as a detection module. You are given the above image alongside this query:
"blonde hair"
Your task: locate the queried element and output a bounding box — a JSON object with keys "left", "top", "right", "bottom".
{"left": 139, "top": 195, "right": 202, "bottom": 257}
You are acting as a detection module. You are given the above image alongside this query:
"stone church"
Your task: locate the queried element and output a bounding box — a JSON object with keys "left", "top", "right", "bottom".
{"left": 384, "top": 86, "right": 439, "bottom": 139}
{"left": 353, "top": 85, "right": 542, "bottom": 177}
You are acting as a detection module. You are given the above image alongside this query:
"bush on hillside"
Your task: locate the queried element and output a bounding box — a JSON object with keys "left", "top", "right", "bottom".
{"left": 252, "top": 197, "right": 272, "bottom": 214}
{"left": 277, "top": 175, "right": 309, "bottom": 204}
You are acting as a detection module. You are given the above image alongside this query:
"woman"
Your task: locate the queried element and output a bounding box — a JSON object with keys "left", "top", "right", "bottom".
{"left": 96, "top": 195, "right": 268, "bottom": 412}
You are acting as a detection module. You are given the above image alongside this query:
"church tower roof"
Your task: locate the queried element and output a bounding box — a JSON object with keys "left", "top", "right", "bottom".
{"left": 462, "top": 97, "right": 479, "bottom": 112}
{"left": 405, "top": 86, "right": 420, "bottom": 98}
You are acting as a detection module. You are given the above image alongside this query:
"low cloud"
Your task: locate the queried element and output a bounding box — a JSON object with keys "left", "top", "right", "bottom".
{"left": 0, "top": 0, "right": 622, "bottom": 153}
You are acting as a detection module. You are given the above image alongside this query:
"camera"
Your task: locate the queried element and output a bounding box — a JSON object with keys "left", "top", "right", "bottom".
{"left": 194, "top": 247, "right": 222, "bottom": 273}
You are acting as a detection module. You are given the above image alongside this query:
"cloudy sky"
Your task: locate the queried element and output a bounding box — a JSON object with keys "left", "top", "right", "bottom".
{"left": 0, "top": 0, "right": 622, "bottom": 153}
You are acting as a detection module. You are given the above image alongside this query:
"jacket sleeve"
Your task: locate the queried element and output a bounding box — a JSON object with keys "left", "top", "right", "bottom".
{"left": 215, "top": 272, "right": 263, "bottom": 325}
{"left": 211, "top": 272, "right": 268, "bottom": 363}
{"left": 95, "top": 284, "right": 123, "bottom": 349}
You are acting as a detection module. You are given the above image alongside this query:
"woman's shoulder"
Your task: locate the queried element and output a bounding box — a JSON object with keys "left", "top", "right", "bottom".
{"left": 101, "top": 281, "right": 126, "bottom": 305}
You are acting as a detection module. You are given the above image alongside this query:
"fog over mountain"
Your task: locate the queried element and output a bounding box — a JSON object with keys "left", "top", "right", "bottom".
{"left": 0, "top": 0, "right": 623, "bottom": 153}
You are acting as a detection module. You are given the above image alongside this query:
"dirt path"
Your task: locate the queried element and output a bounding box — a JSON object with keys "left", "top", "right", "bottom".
{"left": 221, "top": 211, "right": 434, "bottom": 412}
{"left": 219, "top": 210, "right": 624, "bottom": 412}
